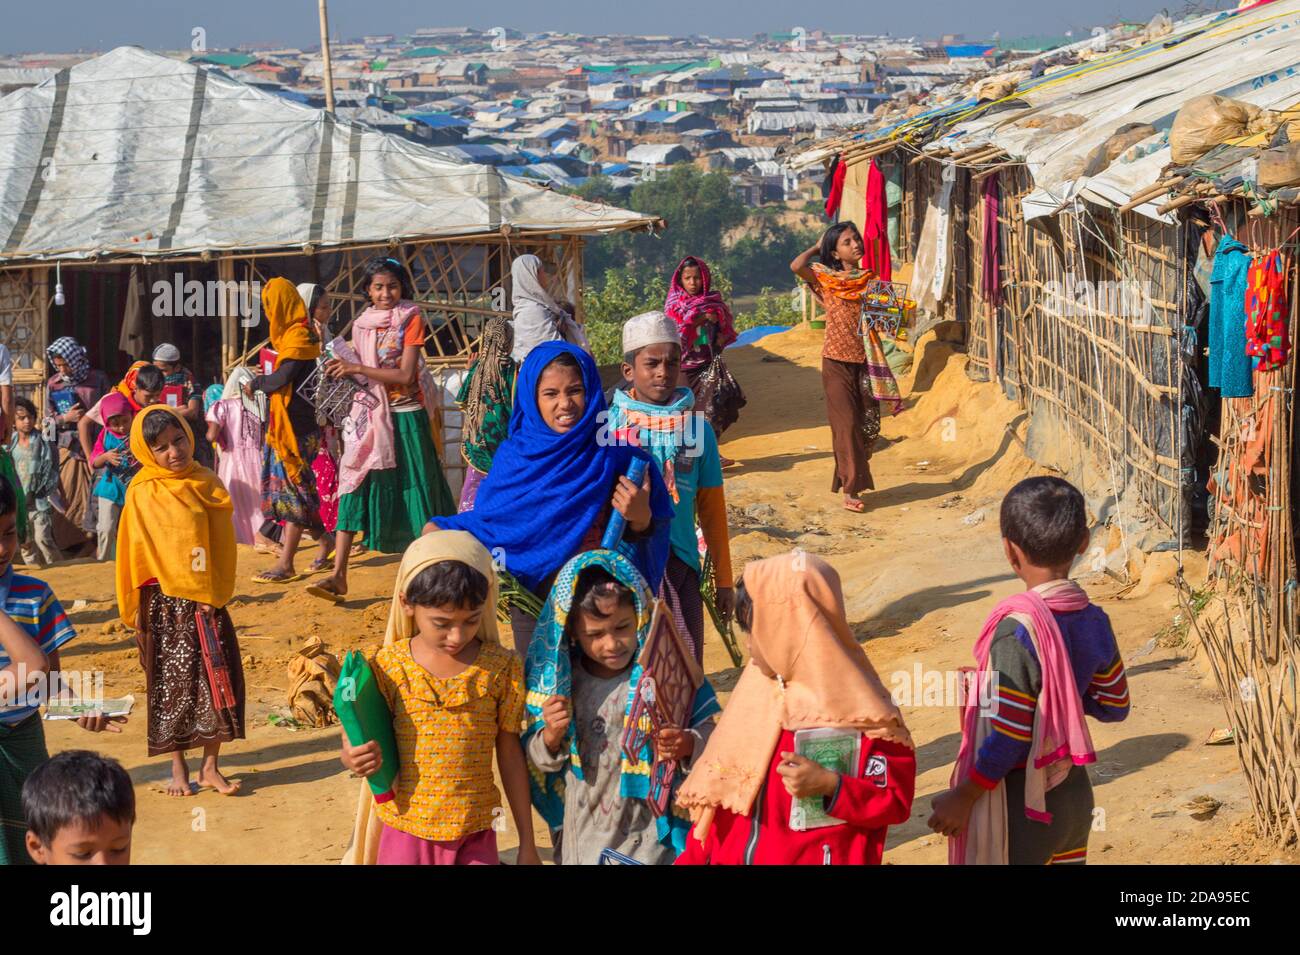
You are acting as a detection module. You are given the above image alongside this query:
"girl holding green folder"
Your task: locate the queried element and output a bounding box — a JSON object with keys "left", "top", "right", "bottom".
{"left": 340, "top": 531, "right": 539, "bottom": 865}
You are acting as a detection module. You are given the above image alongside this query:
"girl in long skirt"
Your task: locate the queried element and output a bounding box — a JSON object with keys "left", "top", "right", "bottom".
{"left": 791, "top": 223, "right": 902, "bottom": 513}
{"left": 115, "top": 406, "right": 244, "bottom": 797}
{"left": 309, "top": 257, "right": 456, "bottom": 602}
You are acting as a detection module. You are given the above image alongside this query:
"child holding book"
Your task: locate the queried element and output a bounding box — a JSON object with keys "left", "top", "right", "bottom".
{"left": 115, "top": 406, "right": 244, "bottom": 798}
{"left": 9, "top": 398, "right": 61, "bottom": 567}
{"left": 525, "top": 549, "right": 720, "bottom": 864}
{"left": 926, "top": 477, "right": 1130, "bottom": 865}
{"left": 341, "top": 530, "right": 539, "bottom": 865}
{"left": 23, "top": 750, "right": 135, "bottom": 865}
{"left": 606, "top": 311, "right": 734, "bottom": 664}
{"left": 90, "top": 393, "right": 138, "bottom": 562}
{"left": 0, "top": 474, "right": 119, "bottom": 864}
{"left": 676, "top": 551, "right": 915, "bottom": 865}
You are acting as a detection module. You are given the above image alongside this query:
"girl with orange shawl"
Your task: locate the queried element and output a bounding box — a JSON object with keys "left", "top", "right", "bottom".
{"left": 791, "top": 223, "right": 903, "bottom": 514}
{"left": 115, "top": 405, "right": 244, "bottom": 797}
{"left": 675, "top": 552, "right": 915, "bottom": 865}
{"left": 244, "top": 278, "right": 327, "bottom": 583}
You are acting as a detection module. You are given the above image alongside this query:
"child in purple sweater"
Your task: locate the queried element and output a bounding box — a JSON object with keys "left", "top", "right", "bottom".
{"left": 928, "top": 477, "right": 1130, "bottom": 864}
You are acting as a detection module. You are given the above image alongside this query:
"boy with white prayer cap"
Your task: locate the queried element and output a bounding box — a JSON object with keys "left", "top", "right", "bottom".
{"left": 605, "top": 311, "right": 734, "bottom": 664}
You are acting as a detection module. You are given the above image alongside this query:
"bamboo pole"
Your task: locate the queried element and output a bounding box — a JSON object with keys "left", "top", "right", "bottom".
{"left": 318, "top": 0, "right": 336, "bottom": 114}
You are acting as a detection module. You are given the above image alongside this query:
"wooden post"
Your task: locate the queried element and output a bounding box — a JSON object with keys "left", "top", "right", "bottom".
{"left": 318, "top": 0, "right": 336, "bottom": 114}
{"left": 218, "top": 256, "right": 238, "bottom": 370}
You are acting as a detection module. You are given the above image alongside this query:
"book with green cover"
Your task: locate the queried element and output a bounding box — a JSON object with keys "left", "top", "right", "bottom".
{"left": 333, "top": 651, "right": 399, "bottom": 804}
{"left": 788, "top": 727, "right": 861, "bottom": 832}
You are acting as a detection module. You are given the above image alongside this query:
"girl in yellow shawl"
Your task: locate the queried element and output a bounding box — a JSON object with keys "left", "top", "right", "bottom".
{"left": 116, "top": 405, "right": 244, "bottom": 797}
{"left": 244, "top": 277, "right": 329, "bottom": 584}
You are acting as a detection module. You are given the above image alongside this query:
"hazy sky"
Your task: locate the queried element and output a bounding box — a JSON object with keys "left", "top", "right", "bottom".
{"left": 2, "top": 0, "right": 1235, "bottom": 55}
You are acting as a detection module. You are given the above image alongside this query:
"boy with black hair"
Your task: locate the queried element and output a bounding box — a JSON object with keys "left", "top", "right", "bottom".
{"left": 605, "top": 311, "right": 733, "bottom": 666}
{"left": 23, "top": 750, "right": 135, "bottom": 864}
{"left": 927, "top": 476, "right": 1131, "bottom": 865}
{"left": 9, "top": 397, "right": 61, "bottom": 567}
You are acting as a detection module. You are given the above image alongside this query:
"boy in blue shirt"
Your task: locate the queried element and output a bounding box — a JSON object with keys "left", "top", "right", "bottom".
{"left": 606, "top": 311, "right": 734, "bottom": 663}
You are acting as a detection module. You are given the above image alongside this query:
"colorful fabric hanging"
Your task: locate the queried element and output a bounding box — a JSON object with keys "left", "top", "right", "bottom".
{"left": 1244, "top": 249, "right": 1290, "bottom": 373}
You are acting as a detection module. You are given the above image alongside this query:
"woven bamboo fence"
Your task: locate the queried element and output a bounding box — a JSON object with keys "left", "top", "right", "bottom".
{"left": 1183, "top": 204, "right": 1300, "bottom": 846}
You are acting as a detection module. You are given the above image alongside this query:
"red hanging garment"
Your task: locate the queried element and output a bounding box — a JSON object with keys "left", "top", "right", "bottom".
{"left": 824, "top": 156, "right": 846, "bottom": 219}
{"left": 862, "top": 159, "right": 892, "bottom": 281}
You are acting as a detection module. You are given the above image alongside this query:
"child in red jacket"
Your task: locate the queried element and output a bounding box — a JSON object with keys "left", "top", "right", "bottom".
{"left": 675, "top": 551, "right": 915, "bottom": 865}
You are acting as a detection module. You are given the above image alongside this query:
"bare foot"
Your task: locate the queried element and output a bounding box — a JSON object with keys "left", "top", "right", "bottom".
{"left": 197, "top": 766, "right": 242, "bottom": 795}
{"left": 720, "top": 455, "right": 738, "bottom": 468}
{"left": 167, "top": 771, "right": 194, "bottom": 797}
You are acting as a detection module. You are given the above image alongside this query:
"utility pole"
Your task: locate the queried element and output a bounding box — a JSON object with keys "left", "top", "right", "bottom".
{"left": 318, "top": 0, "right": 336, "bottom": 113}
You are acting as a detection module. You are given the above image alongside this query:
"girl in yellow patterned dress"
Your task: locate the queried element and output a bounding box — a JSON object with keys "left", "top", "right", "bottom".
{"left": 340, "top": 531, "right": 540, "bottom": 865}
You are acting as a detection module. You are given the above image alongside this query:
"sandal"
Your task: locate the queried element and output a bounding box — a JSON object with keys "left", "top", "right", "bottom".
{"left": 306, "top": 583, "right": 346, "bottom": 604}
{"left": 252, "top": 570, "right": 304, "bottom": 584}
{"left": 842, "top": 497, "right": 867, "bottom": 513}
{"left": 307, "top": 556, "right": 332, "bottom": 573}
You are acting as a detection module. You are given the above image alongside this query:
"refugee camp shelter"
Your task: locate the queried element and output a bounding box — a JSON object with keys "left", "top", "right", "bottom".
{"left": 0, "top": 47, "right": 656, "bottom": 414}
{"left": 790, "top": 0, "right": 1300, "bottom": 846}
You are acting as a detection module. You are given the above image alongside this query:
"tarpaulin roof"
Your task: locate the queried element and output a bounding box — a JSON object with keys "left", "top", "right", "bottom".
{"left": 0, "top": 47, "right": 655, "bottom": 263}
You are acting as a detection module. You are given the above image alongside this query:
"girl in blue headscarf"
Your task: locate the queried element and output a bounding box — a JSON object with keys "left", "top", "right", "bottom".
{"left": 429, "top": 341, "right": 674, "bottom": 658}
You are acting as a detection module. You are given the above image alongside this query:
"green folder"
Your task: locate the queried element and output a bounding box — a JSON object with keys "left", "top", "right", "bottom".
{"left": 333, "top": 651, "right": 399, "bottom": 804}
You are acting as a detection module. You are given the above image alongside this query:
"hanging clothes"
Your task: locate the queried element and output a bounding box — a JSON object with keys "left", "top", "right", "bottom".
{"left": 862, "top": 159, "right": 892, "bottom": 281}
{"left": 1245, "top": 249, "right": 1290, "bottom": 373}
{"left": 981, "top": 173, "right": 1002, "bottom": 308}
{"left": 823, "top": 155, "right": 846, "bottom": 219}
{"left": 1207, "top": 235, "right": 1253, "bottom": 398}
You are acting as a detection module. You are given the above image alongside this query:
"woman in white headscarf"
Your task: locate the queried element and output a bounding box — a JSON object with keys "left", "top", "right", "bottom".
{"left": 509, "top": 255, "right": 587, "bottom": 364}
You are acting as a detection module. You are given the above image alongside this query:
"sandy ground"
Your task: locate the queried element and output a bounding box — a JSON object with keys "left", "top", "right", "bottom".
{"left": 36, "top": 325, "right": 1299, "bottom": 864}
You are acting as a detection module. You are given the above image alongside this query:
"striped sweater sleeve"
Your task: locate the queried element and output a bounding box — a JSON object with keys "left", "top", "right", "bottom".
{"left": 1083, "top": 650, "right": 1130, "bottom": 722}
{"left": 971, "top": 620, "right": 1039, "bottom": 789}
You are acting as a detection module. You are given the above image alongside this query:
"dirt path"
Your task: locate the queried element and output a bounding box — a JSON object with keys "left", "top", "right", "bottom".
{"left": 38, "top": 327, "right": 1297, "bottom": 864}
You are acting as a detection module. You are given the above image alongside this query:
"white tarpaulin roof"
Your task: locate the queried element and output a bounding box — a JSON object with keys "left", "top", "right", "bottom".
{"left": 0, "top": 47, "right": 654, "bottom": 263}
{"left": 923, "top": 1, "right": 1300, "bottom": 219}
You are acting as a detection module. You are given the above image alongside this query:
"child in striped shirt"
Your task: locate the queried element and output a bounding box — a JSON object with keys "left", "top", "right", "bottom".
{"left": 927, "top": 477, "right": 1130, "bottom": 865}
{"left": 0, "top": 475, "right": 123, "bottom": 865}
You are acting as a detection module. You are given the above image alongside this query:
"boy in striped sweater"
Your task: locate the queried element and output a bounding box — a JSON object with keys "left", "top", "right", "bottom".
{"left": 928, "top": 477, "right": 1130, "bottom": 864}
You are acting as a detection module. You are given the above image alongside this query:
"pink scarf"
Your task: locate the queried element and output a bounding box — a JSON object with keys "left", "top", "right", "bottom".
{"left": 664, "top": 257, "right": 737, "bottom": 363}
{"left": 950, "top": 579, "right": 1096, "bottom": 865}
{"left": 337, "top": 304, "right": 415, "bottom": 495}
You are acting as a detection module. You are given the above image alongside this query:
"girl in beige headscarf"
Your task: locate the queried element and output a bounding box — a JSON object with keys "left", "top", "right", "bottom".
{"left": 675, "top": 551, "right": 915, "bottom": 865}
{"left": 340, "top": 530, "right": 538, "bottom": 865}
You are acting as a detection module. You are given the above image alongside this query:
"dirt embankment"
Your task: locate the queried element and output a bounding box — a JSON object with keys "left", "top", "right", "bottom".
{"left": 37, "top": 325, "right": 1296, "bottom": 864}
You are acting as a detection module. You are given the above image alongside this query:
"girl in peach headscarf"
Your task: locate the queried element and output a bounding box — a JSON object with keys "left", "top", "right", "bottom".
{"left": 675, "top": 551, "right": 915, "bottom": 865}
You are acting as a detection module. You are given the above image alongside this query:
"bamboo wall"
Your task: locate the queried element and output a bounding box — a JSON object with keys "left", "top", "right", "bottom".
{"left": 1186, "top": 206, "right": 1300, "bottom": 846}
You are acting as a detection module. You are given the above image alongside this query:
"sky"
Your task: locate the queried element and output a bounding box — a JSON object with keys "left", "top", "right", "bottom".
{"left": 1, "top": 0, "right": 1235, "bottom": 55}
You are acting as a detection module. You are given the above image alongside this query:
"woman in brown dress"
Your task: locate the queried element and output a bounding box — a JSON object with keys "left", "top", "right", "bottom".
{"left": 791, "top": 223, "right": 903, "bottom": 513}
